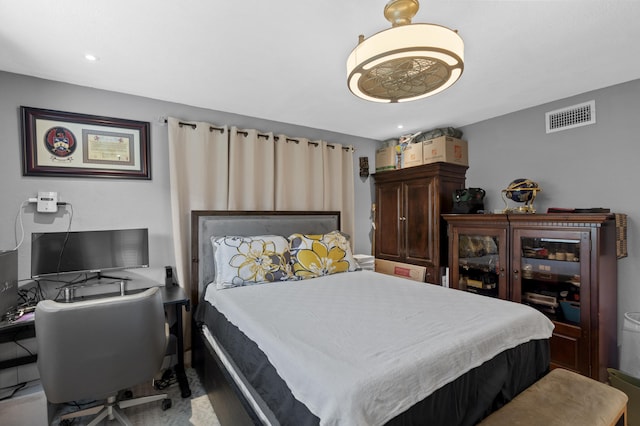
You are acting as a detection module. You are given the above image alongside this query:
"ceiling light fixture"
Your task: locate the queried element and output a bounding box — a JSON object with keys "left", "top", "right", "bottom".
{"left": 346, "top": 0, "right": 464, "bottom": 103}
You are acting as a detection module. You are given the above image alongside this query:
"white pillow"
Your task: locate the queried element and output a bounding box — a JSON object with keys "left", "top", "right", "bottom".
{"left": 211, "top": 235, "right": 291, "bottom": 290}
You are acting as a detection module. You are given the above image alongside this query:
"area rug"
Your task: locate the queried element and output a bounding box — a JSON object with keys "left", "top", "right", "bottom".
{"left": 52, "top": 368, "right": 220, "bottom": 425}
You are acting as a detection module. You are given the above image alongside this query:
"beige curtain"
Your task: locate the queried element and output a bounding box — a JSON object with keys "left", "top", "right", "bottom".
{"left": 228, "top": 127, "right": 275, "bottom": 210}
{"left": 167, "top": 118, "right": 229, "bottom": 303}
{"left": 273, "top": 137, "right": 355, "bottom": 244}
{"left": 275, "top": 136, "right": 324, "bottom": 210}
{"left": 168, "top": 121, "right": 356, "bottom": 303}
{"left": 323, "top": 141, "right": 355, "bottom": 247}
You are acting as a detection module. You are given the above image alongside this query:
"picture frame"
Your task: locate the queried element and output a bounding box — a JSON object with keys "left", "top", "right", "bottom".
{"left": 21, "top": 106, "right": 151, "bottom": 179}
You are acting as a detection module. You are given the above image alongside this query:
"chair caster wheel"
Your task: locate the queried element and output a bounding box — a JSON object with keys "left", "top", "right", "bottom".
{"left": 161, "top": 368, "right": 173, "bottom": 381}
{"left": 162, "top": 398, "right": 172, "bottom": 411}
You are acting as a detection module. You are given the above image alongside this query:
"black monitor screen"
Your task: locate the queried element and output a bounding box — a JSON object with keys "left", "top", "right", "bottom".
{"left": 0, "top": 250, "right": 18, "bottom": 316}
{"left": 31, "top": 228, "right": 149, "bottom": 278}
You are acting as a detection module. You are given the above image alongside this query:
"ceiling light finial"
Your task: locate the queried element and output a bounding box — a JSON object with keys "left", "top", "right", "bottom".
{"left": 384, "top": 0, "right": 419, "bottom": 27}
{"left": 346, "top": 0, "right": 464, "bottom": 103}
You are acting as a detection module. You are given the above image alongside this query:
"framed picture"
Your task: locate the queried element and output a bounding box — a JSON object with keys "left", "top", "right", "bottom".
{"left": 21, "top": 106, "right": 151, "bottom": 179}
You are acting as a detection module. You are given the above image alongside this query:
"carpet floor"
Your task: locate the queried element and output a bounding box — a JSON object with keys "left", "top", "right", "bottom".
{"left": 52, "top": 368, "right": 221, "bottom": 425}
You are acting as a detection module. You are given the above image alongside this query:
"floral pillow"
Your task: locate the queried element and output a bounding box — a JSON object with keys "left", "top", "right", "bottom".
{"left": 288, "top": 230, "right": 357, "bottom": 280}
{"left": 211, "top": 235, "right": 291, "bottom": 290}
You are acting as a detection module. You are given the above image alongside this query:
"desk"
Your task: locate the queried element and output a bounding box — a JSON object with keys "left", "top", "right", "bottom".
{"left": 0, "top": 317, "right": 36, "bottom": 370}
{"left": 160, "top": 285, "right": 192, "bottom": 398}
{"left": 0, "top": 285, "right": 192, "bottom": 398}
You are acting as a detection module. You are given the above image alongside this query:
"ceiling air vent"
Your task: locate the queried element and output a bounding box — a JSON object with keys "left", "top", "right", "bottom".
{"left": 545, "top": 100, "right": 596, "bottom": 134}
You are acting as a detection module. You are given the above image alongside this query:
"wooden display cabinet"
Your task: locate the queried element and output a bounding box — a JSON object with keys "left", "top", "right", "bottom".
{"left": 373, "top": 163, "right": 467, "bottom": 284}
{"left": 444, "top": 215, "right": 509, "bottom": 299}
{"left": 443, "top": 213, "right": 618, "bottom": 381}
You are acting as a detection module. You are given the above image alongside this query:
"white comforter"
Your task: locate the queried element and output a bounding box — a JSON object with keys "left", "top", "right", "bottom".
{"left": 204, "top": 270, "right": 554, "bottom": 426}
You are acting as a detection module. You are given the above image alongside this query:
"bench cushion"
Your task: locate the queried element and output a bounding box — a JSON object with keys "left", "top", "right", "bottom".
{"left": 479, "top": 368, "right": 628, "bottom": 426}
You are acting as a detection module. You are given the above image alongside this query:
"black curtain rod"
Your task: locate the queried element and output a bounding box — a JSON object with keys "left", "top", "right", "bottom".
{"left": 163, "top": 119, "right": 225, "bottom": 133}
{"left": 273, "top": 135, "right": 313, "bottom": 145}
{"left": 236, "top": 132, "right": 350, "bottom": 151}
{"left": 167, "top": 120, "right": 352, "bottom": 151}
{"left": 236, "top": 130, "right": 271, "bottom": 139}
{"left": 236, "top": 131, "right": 317, "bottom": 146}
{"left": 179, "top": 121, "right": 225, "bottom": 133}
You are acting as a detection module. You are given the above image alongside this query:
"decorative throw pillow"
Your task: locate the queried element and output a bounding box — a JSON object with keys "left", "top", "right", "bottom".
{"left": 288, "top": 230, "right": 357, "bottom": 280}
{"left": 211, "top": 235, "right": 291, "bottom": 290}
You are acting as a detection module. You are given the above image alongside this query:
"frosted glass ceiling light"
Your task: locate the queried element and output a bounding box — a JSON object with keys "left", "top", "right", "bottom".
{"left": 347, "top": 0, "right": 464, "bottom": 103}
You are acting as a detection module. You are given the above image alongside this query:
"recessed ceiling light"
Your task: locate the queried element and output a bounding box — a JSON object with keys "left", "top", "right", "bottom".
{"left": 397, "top": 124, "right": 404, "bottom": 129}
{"left": 85, "top": 54, "right": 99, "bottom": 61}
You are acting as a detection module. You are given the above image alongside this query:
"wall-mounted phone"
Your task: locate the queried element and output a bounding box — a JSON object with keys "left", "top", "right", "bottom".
{"left": 37, "top": 191, "right": 58, "bottom": 213}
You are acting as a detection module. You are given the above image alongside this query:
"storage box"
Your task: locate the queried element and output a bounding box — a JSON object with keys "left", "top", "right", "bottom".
{"left": 375, "top": 259, "right": 426, "bottom": 282}
{"left": 560, "top": 301, "right": 580, "bottom": 323}
{"left": 402, "top": 143, "right": 423, "bottom": 168}
{"left": 422, "top": 136, "right": 468, "bottom": 166}
{"left": 375, "top": 146, "right": 397, "bottom": 172}
{"left": 608, "top": 368, "right": 640, "bottom": 426}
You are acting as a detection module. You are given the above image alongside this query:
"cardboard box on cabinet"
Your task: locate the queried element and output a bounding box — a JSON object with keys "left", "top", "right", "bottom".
{"left": 422, "top": 136, "right": 468, "bottom": 166}
{"left": 402, "top": 143, "right": 423, "bottom": 168}
{"left": 375, "top": 146, "right": 396, "bottom": 172}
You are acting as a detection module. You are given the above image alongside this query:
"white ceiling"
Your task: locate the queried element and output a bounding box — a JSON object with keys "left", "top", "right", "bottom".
{"left": 1, "top": 1, "right": 639, "bottom": 141}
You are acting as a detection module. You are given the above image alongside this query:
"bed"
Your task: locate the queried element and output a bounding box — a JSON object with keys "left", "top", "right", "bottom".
{"left": 190, "top": 211, "right": 554, "bottom": 426}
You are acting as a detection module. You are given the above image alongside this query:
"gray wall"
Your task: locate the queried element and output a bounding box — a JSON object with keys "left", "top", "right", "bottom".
{"left": 460, "top": 78, "right": 640, "bottom": 341}
{"left": 3, "top": 69, "right": 637, "bottom": 343}
{"left": 0, "top": 71, "right": 378, "bottom": 288}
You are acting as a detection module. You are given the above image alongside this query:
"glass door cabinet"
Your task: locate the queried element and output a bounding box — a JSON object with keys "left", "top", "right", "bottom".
{"left": 447, "top": 219, "right": 508, "bottom": 300}
{"left": 512, "top": 228, "right": 591, "bottom": 376}
{"left": 444, "top": 213, "right": 618, "bottom": 382}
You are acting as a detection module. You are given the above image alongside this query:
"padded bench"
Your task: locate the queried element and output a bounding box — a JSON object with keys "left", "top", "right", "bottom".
{"left": 479, "top": 368, "right": 628, "bottom": 426}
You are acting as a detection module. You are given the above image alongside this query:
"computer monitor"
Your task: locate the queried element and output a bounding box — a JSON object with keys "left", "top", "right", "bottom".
{"left": 30, "top": 228, "right": 149, "bottom": 279}
{"left": 0, "top": 250, "right": 18, "bottom": 319}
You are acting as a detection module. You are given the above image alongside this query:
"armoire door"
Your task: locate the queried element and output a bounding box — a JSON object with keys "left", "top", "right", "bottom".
{"left": 375, "top": 181, "right": 402, "bottom": 261}
{"left": 403, "top": 177, "right": 435, "bottom": 265}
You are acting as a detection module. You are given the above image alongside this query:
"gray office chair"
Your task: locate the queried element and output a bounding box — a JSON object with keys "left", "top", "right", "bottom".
{"left": 35, "top": 287, "right": 171, "bottom": 425}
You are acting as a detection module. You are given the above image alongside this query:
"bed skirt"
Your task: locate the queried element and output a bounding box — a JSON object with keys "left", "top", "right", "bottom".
{"left": 194, "top": 301, "right": 550, "bottom": 426}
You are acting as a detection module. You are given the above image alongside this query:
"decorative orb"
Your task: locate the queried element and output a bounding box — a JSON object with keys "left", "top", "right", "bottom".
{"left": 505, "top": 178, "right": 539, "bottom": 203}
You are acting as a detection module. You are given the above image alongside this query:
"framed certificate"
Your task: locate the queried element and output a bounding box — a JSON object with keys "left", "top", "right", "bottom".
{"left": 21, "top": 106, "right": 151, "bottom": 179}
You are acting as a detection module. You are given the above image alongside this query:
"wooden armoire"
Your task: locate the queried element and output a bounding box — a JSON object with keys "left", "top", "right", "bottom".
{"left": 373, "top": 162, "right": 467, "bottom": 283}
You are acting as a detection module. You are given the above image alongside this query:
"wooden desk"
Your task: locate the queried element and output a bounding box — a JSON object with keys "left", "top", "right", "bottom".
{"left": 0, "top": 285, "right": 192, "bottom": 398}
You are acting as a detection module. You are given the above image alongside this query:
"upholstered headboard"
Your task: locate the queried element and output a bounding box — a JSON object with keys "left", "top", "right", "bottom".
{"left": 190, "top": 211, "right": 341, "bottom": 304}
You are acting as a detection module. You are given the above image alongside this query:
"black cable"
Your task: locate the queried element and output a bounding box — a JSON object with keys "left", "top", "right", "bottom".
{"left": 14, "top": 339, "right": 34, "bottom": 357}
{"left": 0, "top": 382, "right": 27, "bottom": 401}
{"left": 52, "top": 287, "right": 64, "bottom": 302}
{"left": 54, "top": 202, "right": 74, "bottom": 276}
{"left": 32, "top": 274, "right": 84, "bottom": 302}
{"left": 63, "top": 399, "right": 97, "bottom": 411}
{"left": 56, "top": 399, "right": 98, "bottom": 424}
{"left": 55, "top": 230, "right": 72, "bottom": 276}
{"left": 17, "top": 282, "right": 45, "bottom": 307}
